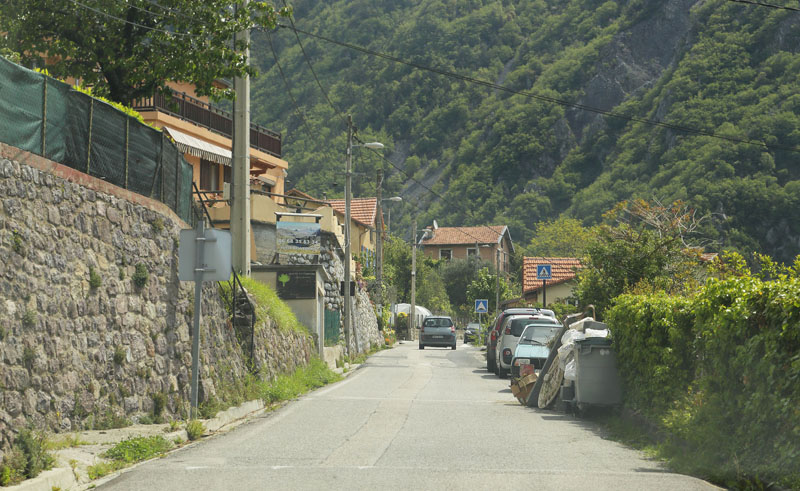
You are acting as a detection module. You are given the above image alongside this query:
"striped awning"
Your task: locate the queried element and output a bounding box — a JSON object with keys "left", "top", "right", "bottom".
{"left": 164, "top": 126, "right": 231, "bottom": 166}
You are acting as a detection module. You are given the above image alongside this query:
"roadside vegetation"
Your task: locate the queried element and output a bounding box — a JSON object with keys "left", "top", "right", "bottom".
{"left": 219, "top": 276, "right": 310, "bottom": 336}
{"left": 87, "top": 436, "right": 173, "bottom": 480}
{"left": 561, "top": 200, "right": 800, "bottom": 489}
{"left": 0, "top": 429, "right": 54, "bottom": 486}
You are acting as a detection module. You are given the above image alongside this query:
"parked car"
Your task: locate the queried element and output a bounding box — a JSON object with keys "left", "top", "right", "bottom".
{"left": 464, "top": 323, "right": 481, "bottom": 344}
{"left": 510, "top": 322, "right": 563, "bottom": 378}
{"left": 495, "top": 314, "right": 561, "bottom": 378}
{"left": 419, "top": 316, "right": 457, "bottom": 350}
{"left": 485, "top": 308, "right": 557, "bottom": 372}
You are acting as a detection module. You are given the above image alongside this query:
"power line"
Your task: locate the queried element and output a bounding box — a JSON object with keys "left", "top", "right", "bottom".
{"left": 277, "top": 1, "right": 349, "bottom": 130}
{"left": 277, "top": 23, "right": 800, "bottom": 154}
{"left": 66, "top": 0, "right": 189, "bottom": 36}
{"left": 725, "top": 0, "right": 800, "bottom": 11}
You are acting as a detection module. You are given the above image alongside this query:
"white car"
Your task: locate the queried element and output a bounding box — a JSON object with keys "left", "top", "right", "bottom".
{"left": 494, "top": 313, "right": 561, "bottom": 378}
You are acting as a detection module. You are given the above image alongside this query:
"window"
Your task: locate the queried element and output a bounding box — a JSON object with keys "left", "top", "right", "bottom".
{"left": 439, "top": 249, "right": 452, "bottom": 260}
{"left": 199, "top": 159, "right": 219, "bottom": 191}
{"left": 467, "top": 247, "right": 478, "bottom": 257}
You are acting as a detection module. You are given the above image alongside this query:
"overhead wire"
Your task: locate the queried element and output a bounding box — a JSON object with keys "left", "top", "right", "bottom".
{"left": 277, "top": 0, "right": 349, "bottom": 130}
{"left": 66, "top": 0, "right": 189, "bottom": 36}
{"left": 725, "top": 0, "right": 800, "bottom": 11}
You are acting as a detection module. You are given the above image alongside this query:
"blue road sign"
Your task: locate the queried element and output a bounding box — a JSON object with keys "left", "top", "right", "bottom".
{"left": 475, "top": 299, "right": 489, "bottom": 313}
{"left": 537, "top": 264, "right": 552, "bottom": 280}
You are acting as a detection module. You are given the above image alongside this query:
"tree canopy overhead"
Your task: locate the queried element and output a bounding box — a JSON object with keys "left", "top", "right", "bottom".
{"left": 0, "top": 0, "right": 289, "bottom": 105}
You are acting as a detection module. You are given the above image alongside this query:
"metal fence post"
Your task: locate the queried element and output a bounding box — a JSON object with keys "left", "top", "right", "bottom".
{"left": 86, "top": 98, "right": 93, "bottom": 174}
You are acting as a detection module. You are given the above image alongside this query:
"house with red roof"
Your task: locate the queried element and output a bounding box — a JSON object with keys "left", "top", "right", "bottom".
{"left": 326, "top": 198, "right": 382, "bottom": 272}
{"left": 419, "top": 225, "right": 513, "bottom": 274}
{"left": 522, "top": 256, "right": 583, "bottom": 304}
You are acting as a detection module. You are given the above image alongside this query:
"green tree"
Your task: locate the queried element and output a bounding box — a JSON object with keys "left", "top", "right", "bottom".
{"left": 0, "top": 0, "right": 289, "bottom": 105}
{"left": 439, "top": 256, "right": 484, "bottom": 311}
{"left": 466, "top": 267, "right": 513, "bottom": 314}
{"left": 525, "top": 217, "right": 593, "bottom": 258}
{"left": 575, "top": 200, "right": 710, "bottom": 318}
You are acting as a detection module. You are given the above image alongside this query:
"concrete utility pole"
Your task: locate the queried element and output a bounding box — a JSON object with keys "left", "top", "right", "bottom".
{"left": 409, "top": 218, "right": 417, "bottom": 341}
{"left": 375, "top": 168, "right": 383, "bottom": 307}
{"left": 344, "top": 115, "right": 353, "bottom": 354}
{"left": 231, "top": 0, "right": 251, "bottom": 276}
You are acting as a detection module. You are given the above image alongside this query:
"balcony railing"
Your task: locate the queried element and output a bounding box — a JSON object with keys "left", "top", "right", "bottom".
{"left": 133, "top": 91, "right": 281, "bottom": 158}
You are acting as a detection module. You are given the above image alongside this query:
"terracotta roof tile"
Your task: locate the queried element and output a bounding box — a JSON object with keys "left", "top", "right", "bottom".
{"left": 523, "top": 257, "right": 583, "bottom": 292}
{"left": 420, "top": 225, "right": 507, "bottom": 246}
{"left": 326, "top": 198, "right": 377, "bottom": 228}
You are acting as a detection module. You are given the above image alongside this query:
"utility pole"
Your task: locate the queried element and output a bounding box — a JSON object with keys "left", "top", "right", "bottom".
{"left": 231, "top": 0, "right": 251, "bottom": 276}
{"left": 375, "top": 168, "right": 383, "bottom": 308}
{"left": 344, "top": 115, "right": 353, "bottom": 354}
{"left": 496, "top": 248, "right": 500, "bottom": 314}
{"left": 408, "top": 218, "right": 417, "bottom": 341}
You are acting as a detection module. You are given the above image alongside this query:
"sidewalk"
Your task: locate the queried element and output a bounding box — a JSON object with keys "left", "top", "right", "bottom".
{"left": 6, "top": 362, "right": 363, "bottom": 491}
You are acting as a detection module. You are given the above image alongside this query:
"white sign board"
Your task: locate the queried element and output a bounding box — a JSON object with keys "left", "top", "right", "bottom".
{"left": 178, "top": 228, "right": 232, "bottom": 282}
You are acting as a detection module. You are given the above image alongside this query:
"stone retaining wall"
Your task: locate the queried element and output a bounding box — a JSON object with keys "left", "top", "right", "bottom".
{"left": 0, "top": 145, "right": 314, "bottom": 450}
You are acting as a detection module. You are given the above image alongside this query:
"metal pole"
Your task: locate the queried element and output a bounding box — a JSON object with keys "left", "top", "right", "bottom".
{"left": 344, "top": 115, "right": 353, "bottom": 354}
{"left": 542, "top": 279, "right": 547, "bottom": 308}
{"left": 231, "top": 0, "right": 251, "bottom": 277}
{"left": 409, "top": 218, "right": 417, "bottom": 341}
{"left": 376, "top": 169, "right": 383, "bottom": 307}
{"left": 495, "top": 249, "right": 500, "bottom": 314}
{"left": 190, "top": 218, "right": 205, "bottom": 419}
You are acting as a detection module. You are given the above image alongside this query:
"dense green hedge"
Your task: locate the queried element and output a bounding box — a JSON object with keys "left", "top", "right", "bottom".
{"left": 607, "top": 275, "right": 800, "bottom": 487}
{"left": 606, "top": 293, "right": 695, "bottom": 417}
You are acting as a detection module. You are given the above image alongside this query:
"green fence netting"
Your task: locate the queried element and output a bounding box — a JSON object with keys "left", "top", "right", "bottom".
{"left": 0, "top": 56, "right": 194, "bottom": 224}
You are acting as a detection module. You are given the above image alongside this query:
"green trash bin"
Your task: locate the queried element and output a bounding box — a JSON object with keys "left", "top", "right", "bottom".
{"left": 573, "top": 337, "right": 622, "bottom": 406}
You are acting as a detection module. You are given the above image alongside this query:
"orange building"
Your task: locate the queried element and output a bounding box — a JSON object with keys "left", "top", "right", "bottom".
{"left": 132, "top": 82, "right": 288, "bottom": 200}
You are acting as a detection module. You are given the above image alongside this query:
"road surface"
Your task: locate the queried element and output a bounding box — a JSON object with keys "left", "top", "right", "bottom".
{"left": 100, "top": 341, "right": 716, "bottom": 490}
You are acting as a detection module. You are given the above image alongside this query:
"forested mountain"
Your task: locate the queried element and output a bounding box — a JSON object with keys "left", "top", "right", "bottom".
{"left": 250, "top": 0, "right": 800, "bottom": 263}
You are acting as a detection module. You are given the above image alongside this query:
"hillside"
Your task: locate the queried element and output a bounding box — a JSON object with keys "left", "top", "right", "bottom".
{"left": 250, "top": 0, "right": 800, "bottom": 262}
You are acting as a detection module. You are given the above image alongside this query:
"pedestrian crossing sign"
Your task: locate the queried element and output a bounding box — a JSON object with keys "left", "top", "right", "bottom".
{"left": 475, "top": 299, "right": 489, "bottom": 313}
{"left": 537, "top": 264, "right": 552, "bottom": 280}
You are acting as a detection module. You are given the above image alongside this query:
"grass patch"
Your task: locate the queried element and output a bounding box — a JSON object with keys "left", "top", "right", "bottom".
{"left": 185, "top": 420, "right": 204, "bottom": 441}
{"left": 219, "top": 276, "right": 310, "bottom": 335}
{"left": 46, "top": 434, "right": 89, "bottom": 450}
{"left": 262, "top": 358, "right": 342, "bottom": 404}
{"left": 102, "top": 436, "right": 172, "bottom": 464}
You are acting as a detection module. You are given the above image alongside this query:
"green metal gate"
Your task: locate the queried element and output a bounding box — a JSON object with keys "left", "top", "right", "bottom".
{"left": 324, "top": 309, "right": 340, "bottom": 346}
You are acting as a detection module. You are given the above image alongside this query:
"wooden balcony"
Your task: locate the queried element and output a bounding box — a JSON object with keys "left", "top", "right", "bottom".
{"left": 133, "top": 91, "right": 281, "bottom": 158}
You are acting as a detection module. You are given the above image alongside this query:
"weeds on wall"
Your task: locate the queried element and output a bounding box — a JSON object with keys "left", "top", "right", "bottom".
{"left": 89, "top": 267, "right": 102, "bottom": 289}
{"left": 132, "top": 264, "right": 148, "bottom": 289}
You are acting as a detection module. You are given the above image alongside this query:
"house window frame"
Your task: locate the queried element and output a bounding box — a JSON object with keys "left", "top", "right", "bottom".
{"left": 439, "top": 249, "right": 452, "bottom": 260}
{"left": 466, "top": 247, "right": 478, "bottom": 258}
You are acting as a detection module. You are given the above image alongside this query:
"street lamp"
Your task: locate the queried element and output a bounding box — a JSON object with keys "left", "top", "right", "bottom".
{"left": 344, "top": 114, "right": 383, "bottom": 355}
{"left": 381, "top": 196, "right": 402, "bottom": 234}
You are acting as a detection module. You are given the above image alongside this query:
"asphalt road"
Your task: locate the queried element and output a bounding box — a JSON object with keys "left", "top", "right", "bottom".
{"left": 100, "top": 341, "right": 716, "bottom": 490}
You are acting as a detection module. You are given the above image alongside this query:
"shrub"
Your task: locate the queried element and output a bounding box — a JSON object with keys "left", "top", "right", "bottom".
{"left": 22, "top": 310, "right": 37, "bottom": 328}
{"left": 605, "top": 293, "right": 695, "bottom": 417}
{"left": 0, "top": 447, "right": 26, "bottom": 486}
{"left": 14, "top": 429, "right": 55, "bottom": 480}
{"left": 185, "top": 420, "right": 205, "bottom": 441}
{"left": 220, "top": 276, "right": 309, "bottom": 335}
{"left": 113, "top": 346, "right": 126, "bottom": 366}
{"left": 132, "top": 264, "right": 149, "bottom": 289}
{"left": 152, "top": 393, "right": 167, "bottom": 422}
{"left": 89, "top": 267, "right": 102, "bottom": 289}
